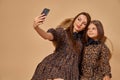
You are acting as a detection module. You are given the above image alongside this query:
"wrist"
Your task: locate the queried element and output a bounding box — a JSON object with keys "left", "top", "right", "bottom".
{"left": 33, "top": 23, "right": 38, "bottom": 28}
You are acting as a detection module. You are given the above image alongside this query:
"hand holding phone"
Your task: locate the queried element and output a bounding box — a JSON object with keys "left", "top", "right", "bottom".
{"left": 41, "top": 8, "right": 50, "bottom": 16}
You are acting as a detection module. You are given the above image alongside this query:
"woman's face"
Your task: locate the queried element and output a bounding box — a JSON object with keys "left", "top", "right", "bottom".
{"left": 73, "top": 14, "right": 87, "bottom": 32}
{"left": 87, "top": 23, "right": 98, "bottom": 40}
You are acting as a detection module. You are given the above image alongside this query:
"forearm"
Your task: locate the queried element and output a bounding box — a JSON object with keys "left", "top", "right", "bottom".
{"left": 34, "top": 26, "right": 53, "bottom": 40}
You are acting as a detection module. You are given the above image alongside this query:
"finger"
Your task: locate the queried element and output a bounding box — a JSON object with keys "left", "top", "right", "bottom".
{"left": 36, "top": 19, "right": 45, "bottom": 23}
{"left": 34, "top": 16, "right": 45, "bottom": 23}
{"left": 38, "top": 14, "right": 46, "bottom": 18}
{"left": 41, "top": 13, "right": 47, "bottom": 17}
{"left": 39, "top": 16, "right": 46, "bottom": 20}
{"left": 103, "top": 77, "right": 106, "bottom": 80}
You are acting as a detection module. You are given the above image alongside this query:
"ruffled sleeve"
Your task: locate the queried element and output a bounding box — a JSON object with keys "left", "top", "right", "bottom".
{"left": 47, "top": 27, "right": 65, "bottom": 42}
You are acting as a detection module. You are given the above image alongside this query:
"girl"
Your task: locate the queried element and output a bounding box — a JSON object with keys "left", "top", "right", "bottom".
{"left": 31, "top": 12, "right": 91, "bottom": 80}
{"left": 80, "top": 20, "right": 112, "bottom": 80}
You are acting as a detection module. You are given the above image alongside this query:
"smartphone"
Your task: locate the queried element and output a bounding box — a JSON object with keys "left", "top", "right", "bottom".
{"left": 41, "top": 8, "right": 50, "bottom": 16}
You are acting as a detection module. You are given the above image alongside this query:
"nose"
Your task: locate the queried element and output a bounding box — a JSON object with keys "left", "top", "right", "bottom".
{"left": 78, "top": 22, "right": 82, "bottom": 26}
{"left": 88, "top": 29, "right": 92, "bottom": 32}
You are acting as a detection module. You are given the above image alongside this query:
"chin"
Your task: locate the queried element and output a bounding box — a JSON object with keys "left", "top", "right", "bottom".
{"left": 77, "top": 29, "right": 82, "bottom": 32}
{"left": 89, "top": 36, "right": 94, "bottom": 38}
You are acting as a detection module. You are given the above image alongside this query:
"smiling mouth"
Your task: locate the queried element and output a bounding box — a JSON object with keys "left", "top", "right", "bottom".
{"left": 88, "top": 33, "right": 94, "bottom": 35}
{"left": 77, "top": 26, "right": 81, "bottom": 28}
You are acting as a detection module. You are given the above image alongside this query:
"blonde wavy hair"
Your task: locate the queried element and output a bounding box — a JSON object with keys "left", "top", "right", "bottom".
{"left": 57, "top": 18, "right": 73, "bottom": 29}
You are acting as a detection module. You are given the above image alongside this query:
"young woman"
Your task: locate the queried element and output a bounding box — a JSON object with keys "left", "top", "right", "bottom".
{"left": 31, "top": 12, "right": 91, "bottom": 80}
{"left": 80, "top": 20, "right": 112, "bottom": 80}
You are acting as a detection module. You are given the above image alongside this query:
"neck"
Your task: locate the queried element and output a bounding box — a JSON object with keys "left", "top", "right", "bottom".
{"left": 91, "top": 37, "right": 98, "bottom": 41}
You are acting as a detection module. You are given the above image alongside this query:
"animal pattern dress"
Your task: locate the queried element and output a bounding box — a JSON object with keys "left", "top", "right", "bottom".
{"left": 31, "top": 27, "right": 83, "bottom": 80}
{"left": 80, "top": 39, "right": 112, "bottom": 80}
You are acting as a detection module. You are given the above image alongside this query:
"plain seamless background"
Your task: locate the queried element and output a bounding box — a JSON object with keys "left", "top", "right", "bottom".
{"left": 0, "top": 0, "right": 120, "bottom": 80}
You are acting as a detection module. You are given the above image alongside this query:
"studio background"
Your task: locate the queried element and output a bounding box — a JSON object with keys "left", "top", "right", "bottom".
{"left": 0, "top": 0, "right": 120, "bottom": 80}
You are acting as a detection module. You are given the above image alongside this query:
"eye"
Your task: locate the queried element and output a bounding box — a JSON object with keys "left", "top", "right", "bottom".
{"left": 77, "top": 18, "right": 81, "bottom": 21}
{"left": 83, "top": 22, "right": 87, "bottom": 26}
{"left": 92, "top": 27, "right": 96, "bottom": 30}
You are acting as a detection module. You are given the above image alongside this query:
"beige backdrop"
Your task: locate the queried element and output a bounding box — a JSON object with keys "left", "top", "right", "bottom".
{"left": 0, "top": 0, "right": 120, "bottom": 80}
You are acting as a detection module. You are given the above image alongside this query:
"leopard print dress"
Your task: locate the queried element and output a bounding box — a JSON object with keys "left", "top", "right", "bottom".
{"left": 80, "top": 39, "right": 112, "bottom": 80}
{"left": 31, "top": 27, "right": 83, "bottom": 80}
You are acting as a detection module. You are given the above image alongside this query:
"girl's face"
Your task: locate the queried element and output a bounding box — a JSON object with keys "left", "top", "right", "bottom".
{"left": 73, "top": 14, "right": 87, "bottom": 32}
{"left": 87, "top": 23, "right": 98, "bottom": 40}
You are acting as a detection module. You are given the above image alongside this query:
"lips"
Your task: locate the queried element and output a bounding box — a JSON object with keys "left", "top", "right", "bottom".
{"left": 77, "top": 25, "right": 81, "bottom": 29}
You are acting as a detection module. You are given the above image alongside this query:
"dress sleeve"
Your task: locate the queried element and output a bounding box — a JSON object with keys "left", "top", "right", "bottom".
{"left": 47, "top": 27, "right": 65, "bottom": 42}
{"left": 100, "top": 44, "right": 112, "bottom": 78}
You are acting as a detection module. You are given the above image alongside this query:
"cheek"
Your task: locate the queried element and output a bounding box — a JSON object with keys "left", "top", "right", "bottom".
{"left": 96, "top": 31, "right": 98, "bottom": 35}
{"left": 81, "top": 25, "right": 86, "bottom": 30}
{"left": 95, "top": 32, "right": 98, "bottom": 36}
{"left": 73, "top": 22, "right": 76, "bottom": 27}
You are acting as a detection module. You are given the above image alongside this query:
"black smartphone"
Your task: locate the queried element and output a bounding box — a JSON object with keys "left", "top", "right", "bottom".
{"left": 41, "top": 8, "right": 50, "bottom": 16}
